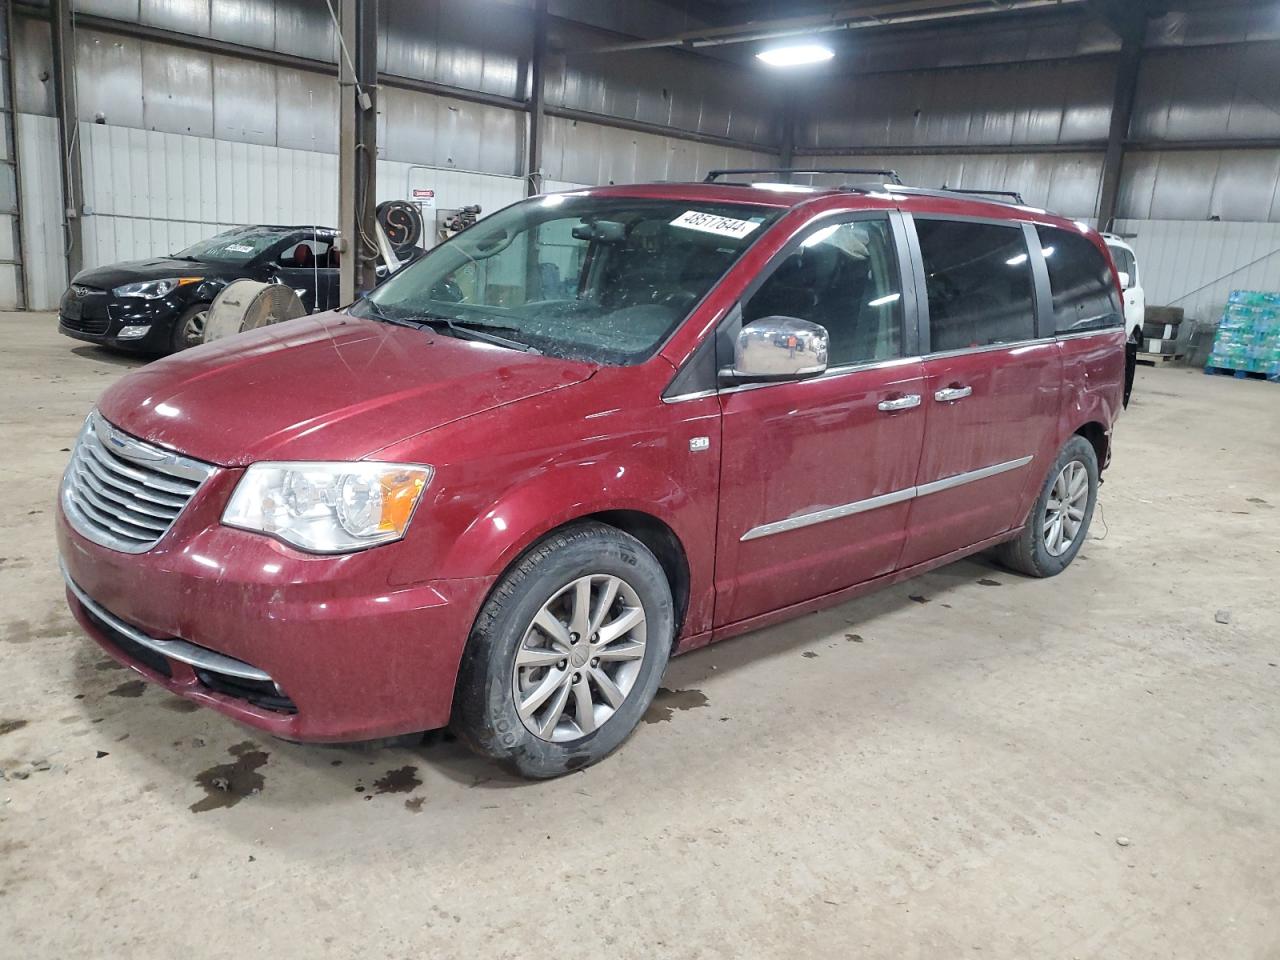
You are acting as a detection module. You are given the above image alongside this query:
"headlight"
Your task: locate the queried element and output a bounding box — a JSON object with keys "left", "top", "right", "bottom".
{"left": 222, "top": 462, "right": 433, "bottom": 553}
{"left": 112, "top": 277, "right": 202, "bottom": 299}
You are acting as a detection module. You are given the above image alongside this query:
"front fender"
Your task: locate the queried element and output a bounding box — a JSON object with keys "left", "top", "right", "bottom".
{"left": 440, "top": 458, "right": 697, "bottom": 580}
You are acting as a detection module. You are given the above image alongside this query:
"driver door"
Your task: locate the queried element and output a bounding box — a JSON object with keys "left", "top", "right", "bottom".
{"left": 714, "top": 212, "right": 927, "bottom": 626}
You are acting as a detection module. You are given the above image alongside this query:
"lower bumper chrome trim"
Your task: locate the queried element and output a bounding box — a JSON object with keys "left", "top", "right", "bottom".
{"left": 60, "top": 559, "right": 274, "bottom": 683}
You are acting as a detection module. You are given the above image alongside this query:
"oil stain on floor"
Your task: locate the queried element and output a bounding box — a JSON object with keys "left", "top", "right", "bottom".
{"left": 108, "top": 679, "right": 147, "bottom": 698}
{"left": 643, "top": 687, "right": 709, "bottom": 724}
{"left": 373, "top": 766, "right": 422, "bottom": 795}
{"left": 190, "top": 741, "right": 269, "bottom": 813}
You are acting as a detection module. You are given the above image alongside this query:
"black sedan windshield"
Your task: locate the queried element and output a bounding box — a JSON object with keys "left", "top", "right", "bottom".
{"left": 174, "top": 227, "right": 288, "bottom": 264}
{"left": 351, "top": 195, "right": 781, "bottom": 364}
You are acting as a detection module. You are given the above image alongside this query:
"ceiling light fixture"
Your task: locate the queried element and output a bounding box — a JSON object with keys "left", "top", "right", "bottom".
{"left": 756, "top": 43, "right": 834, "bottom": 67}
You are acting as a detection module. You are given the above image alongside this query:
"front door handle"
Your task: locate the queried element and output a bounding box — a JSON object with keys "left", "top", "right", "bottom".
{"left": 877, "top": 394, "right": 922, "bottom": 412}
{"left": 934, "top": 386, "right": 973, "bottom": 403}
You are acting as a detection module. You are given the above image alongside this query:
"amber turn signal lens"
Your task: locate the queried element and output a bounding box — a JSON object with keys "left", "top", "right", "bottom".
{"left": 378, "top": 472, "right": 428, "bottom": 533}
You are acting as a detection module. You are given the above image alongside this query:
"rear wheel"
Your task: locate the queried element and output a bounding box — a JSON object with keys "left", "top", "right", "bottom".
{"left": 995, "top": 435, "right": 1099, "bottom": 578}
{"left": 452, "top": 522, "right": 673, "bottom": 779}
{"left": 170, "top": 303, "right": 210, "bottom": 352}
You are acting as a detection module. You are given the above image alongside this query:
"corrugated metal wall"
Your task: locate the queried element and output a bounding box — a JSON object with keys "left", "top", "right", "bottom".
{"left": 9, "top": 0, "right": 1280, "bottom": 320}
{"left": 1115, "top": 219, "right": 1280, "bottom": 328}
{"left": 799, "top": 59, "right": 1115, "bottom": 152}
{"left": 792, "top": 152, "right": 1105, "bottom": 222}
{"left": 547, "top": 20, "right": 780, "bottom": 146}
{"left": 10, "top": 0, "right": 781, "bottom": 304}
{"left": 787, "top": 3, "right": 1280, "bottom": 327}
{"left": 15, "top": 113, "right": 65, "bottom": 309}
{"left": 544, "top": 115, "right": 776, "bottom": 187}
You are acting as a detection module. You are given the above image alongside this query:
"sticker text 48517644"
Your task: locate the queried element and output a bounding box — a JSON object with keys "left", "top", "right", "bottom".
{"left": 669, "top": 210, "right": 761, "bottom": 240}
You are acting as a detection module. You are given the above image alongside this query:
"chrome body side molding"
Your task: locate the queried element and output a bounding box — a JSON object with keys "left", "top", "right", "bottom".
{"left": 740, "top": 455, "right": 1034, "bottom": 542}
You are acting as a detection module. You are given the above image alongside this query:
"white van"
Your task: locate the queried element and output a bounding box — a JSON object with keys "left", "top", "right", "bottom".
{"left": 1102, "top": 234, "right": 1144, "bottom": 343}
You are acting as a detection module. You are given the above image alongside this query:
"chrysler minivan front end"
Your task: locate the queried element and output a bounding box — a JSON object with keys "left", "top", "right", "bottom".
{"left": 56, "top": 188, "right": 786, "bottom": 751}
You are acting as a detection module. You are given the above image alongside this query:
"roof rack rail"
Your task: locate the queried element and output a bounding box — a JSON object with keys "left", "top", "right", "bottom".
{"left": 938, "top": 185, "right": 1026, "bottom": 205}
{"left": 705, "top": 167, "right": 904, "bottom": 186}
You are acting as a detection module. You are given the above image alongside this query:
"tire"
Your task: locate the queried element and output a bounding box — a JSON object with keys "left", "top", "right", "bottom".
{"left": 170, "top": 303, "right": 211, "bottom": 352}
{"left": 452, "top": 522, "right": 674, "bottom": 779}
{"left": 995, "top": 435, "right": 1099, "bottom": 578}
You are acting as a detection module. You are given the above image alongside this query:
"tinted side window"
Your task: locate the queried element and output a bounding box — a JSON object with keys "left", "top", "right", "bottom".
{"left": 743, "top": 218, "right": 903, "bottom": 366}
{"left": 1108, "top": 244, "right": 1136, "bottom": 288}
{"left": 915, "top": 218, "right": 1036, "bottom": 352}
{"left": 1040, "top": 227, "right": 1123, "bottom": 333}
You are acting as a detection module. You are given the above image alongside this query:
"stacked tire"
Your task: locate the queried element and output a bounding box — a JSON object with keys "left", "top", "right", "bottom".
{"left": 1141, "top": 305, "right": 1183, "bottom": 355}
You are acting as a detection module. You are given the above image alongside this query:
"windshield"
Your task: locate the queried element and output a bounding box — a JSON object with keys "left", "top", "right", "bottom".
{"left": 174, "top": 227, "right": 290, "bottom": 264}
{"left": 350, "top": 195, "right": 782, "bottom": 364}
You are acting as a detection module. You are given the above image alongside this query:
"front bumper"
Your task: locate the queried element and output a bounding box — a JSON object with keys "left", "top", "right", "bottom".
{"left": 58, "top": 286, "right": 184, "bottom": 352}
{"left": 56, "top": 475, "right": 494, "bottom": 741}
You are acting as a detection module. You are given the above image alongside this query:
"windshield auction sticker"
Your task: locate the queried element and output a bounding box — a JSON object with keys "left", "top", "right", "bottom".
{"left": 669, "top": 211, "right": 761, "bottom": 239}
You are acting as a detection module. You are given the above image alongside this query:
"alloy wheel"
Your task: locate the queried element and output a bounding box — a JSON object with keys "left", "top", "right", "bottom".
{"left": 1043, "top": 460, "right": 1089, "bottom": 557}
{"left": 183, "top": 309, "right": 209, "bottom": 347}
{"left": 512, "top": 574, "right": 648, "bottom": 742}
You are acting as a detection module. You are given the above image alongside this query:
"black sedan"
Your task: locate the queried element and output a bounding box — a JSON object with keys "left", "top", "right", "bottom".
{"left": 57, "top": 225, "right": 341, "bottom": 354}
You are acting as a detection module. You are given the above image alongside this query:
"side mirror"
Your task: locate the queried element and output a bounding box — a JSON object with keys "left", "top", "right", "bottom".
{"left": 1117, "top": 271, "right": 1131, "bottom": 290}
{"left": 723, "top": 316, "right": 829, "bottom": 382}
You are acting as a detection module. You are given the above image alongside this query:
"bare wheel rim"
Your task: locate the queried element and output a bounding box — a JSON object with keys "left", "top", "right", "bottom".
{"left": 1043, "top": 460, "right": 1089, "bottom": 557}
{"left": 512, "top": 574, "right": 648, "bottom": 743}
{"left": 184, "top": 309, "right": 208, "bottom": 346}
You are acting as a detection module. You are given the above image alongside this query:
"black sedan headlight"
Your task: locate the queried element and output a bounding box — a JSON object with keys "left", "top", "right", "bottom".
{"left": 111, "top": 277, "right": 202, "bottom": 299}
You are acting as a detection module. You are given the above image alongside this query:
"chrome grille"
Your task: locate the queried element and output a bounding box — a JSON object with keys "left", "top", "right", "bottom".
{"left": 61, "top": 411, "right": 215, "bottom": 553}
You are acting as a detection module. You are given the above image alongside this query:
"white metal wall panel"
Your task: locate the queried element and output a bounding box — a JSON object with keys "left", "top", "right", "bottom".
{"left": 74, "top": 120, "right": 521, "bottom": 269}
{"left": 541, "top": 179, "right": 592, "bottom": 194}
{"left": 16, "top": 113, "right": 66, "bottom": 309}
{"left": 1114, "top": 218, "right": 1280, "bottom": 324}
{"left": 375, "top": 162, "right": 526, "bottom": 219}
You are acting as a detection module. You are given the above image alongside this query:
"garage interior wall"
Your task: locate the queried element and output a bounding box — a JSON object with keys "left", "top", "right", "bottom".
{"left": 8, "top": 1, "right": 1279, "bottom": 323}
{"left": 792, "top": 5, "right": 1280, "bottom": 326}
{"left": 9, "top": 0, "right": 778, "bottom": 308}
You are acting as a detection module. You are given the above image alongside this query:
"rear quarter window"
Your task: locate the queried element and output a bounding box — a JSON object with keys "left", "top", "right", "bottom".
{"left": 1038, "top": 227, "right": 1123, "bottom": 334}
{"left": 915, "top": 218, "right": 1037, "bottom": 352}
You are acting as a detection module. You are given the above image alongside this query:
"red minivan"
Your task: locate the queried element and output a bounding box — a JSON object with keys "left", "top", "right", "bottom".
{"left": 57, "top": 175, "right": 1126, "bottom": 778}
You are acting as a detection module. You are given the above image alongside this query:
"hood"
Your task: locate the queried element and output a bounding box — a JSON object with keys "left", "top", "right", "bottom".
{"left": 95, "top": 313, "right": 596, "bottom": 466}
{"left": 74, "top": 257, "right": 221, "bottom": 289}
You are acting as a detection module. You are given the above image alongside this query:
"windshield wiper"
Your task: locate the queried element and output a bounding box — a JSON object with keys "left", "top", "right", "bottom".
{"left": 418, "top": 314, "right": 540, "bottom": 354}
{"left": 353, "top": 296, "right": 429, "bottom": 330}
{"left": 353, "top": 300, "right": 538, "bottom": 353}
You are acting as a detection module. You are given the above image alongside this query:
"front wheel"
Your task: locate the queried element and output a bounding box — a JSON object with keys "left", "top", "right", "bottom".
{"left": 170, "top": 303, "right": 210, "bottom": 352}
{"left": 995, "top": 435, "right": 1099, "bottom": 578}
{"left": 452, "top": 522, "right": 673, "bottom": 779}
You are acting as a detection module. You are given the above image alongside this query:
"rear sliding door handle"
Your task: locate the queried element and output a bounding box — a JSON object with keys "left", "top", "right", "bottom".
{"left": 934, "top": 386, "right": 973, "bottom": 402}
{"left": 877, "top": 394, "right": 922, "bottom": 412}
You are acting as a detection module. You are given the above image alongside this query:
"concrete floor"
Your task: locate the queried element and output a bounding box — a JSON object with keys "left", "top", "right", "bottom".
{"left": 2, "top": 313, "right": 1278, "bottom": 959}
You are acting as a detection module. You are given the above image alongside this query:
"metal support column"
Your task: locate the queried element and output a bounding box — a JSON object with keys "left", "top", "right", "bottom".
{"left": 778, "top": 110, "right": 796, "bottom": 182}
{"left": 50, "top": 0, "right": 83, "bottom": 280}
{"left": 525, "top": 0, "right": 548, "bottom": 197}
{"left": 1093, "top": 1, "right": 1145, "bottom": 232}
{"left": 338, "top": 0, "right": 378, "bottom": 305}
